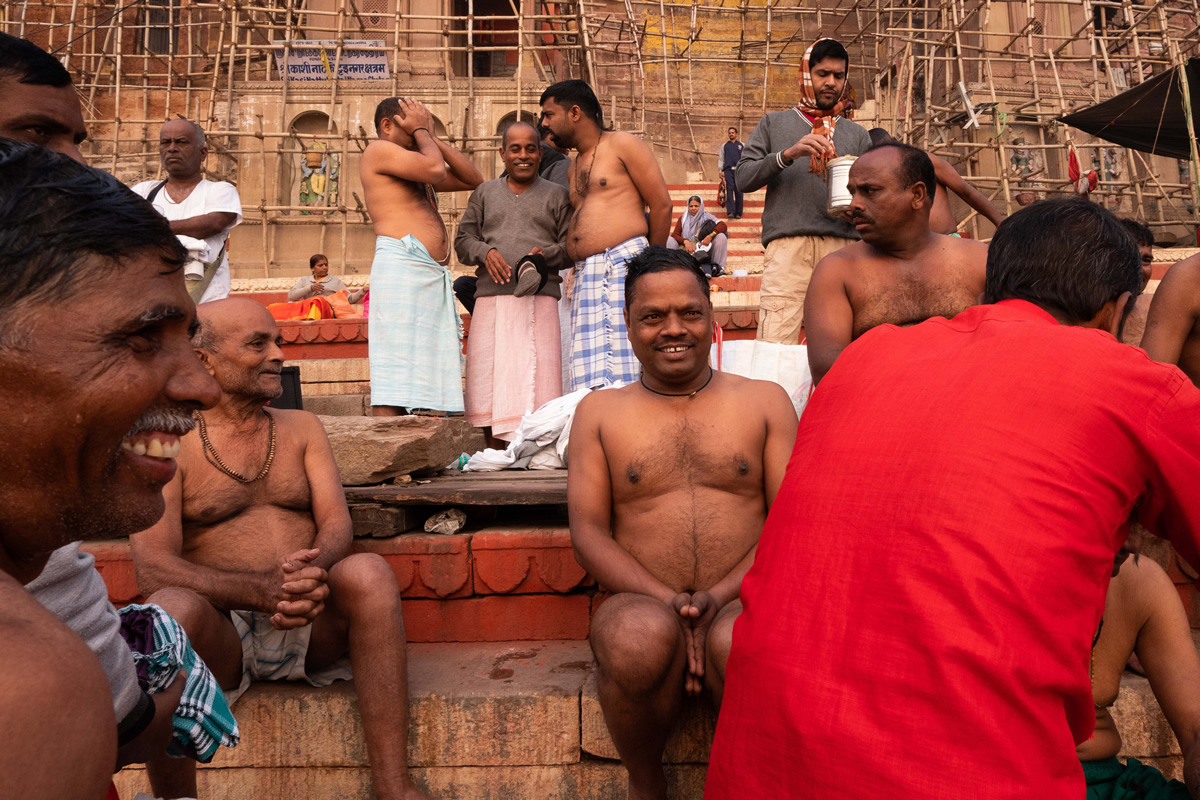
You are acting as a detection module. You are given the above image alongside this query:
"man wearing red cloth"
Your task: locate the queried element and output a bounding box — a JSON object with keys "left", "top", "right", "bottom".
{"left": 704, "top": 197, "right": 1200, "bottom": 799}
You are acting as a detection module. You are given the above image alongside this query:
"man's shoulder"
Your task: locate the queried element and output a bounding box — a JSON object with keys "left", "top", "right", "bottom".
{"left": 130, "top": 179, "right": 159, "bottom": 196}
{"left": 270, "top": 406, "right": 327, "bottom": 435}
{"left": 817, "top": 240, "right": 870, "bottom": 270}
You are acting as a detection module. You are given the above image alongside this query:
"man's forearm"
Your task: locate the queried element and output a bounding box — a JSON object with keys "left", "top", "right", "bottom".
{"left": 706, "top": 545, "right": 756, "bottom": 609}
{"left": 168, "top": 213, "right": 232, "bottom": 240}
{"left": 308, "top": 527, "right": 352, "bottom": 573}
{"left": 648, "top": 205, "right": 672, "bottom": 247}
{"left": 573, "top": 530, "right": 676, "bottom": 604}
{"left": 437, "top": 137, "right": 483, "bottom": 185}
{"left": 138, "top": 554, "right": 271, "bottom": 612}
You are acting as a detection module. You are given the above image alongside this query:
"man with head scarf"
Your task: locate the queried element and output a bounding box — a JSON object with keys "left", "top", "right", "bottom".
{"left": 667, "top": 195, "right": 728, "bottom": 277}
{"left": 736, "top": 38, "right": 871, "bottom": 344}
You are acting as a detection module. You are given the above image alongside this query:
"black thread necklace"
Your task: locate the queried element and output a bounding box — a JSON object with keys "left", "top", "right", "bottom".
{"left": 639, "top": 367, "right": 714, "bottom": 398}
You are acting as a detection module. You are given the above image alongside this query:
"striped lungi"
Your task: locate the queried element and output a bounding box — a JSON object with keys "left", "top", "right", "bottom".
{"left": 368, "top": 234, "right": 464, "bottom": 412}
{"left": 465, "top": 294, "right": 562, "bottom": 439}
{"left": 570, "top": 235, "right": 647, "bottom": 391}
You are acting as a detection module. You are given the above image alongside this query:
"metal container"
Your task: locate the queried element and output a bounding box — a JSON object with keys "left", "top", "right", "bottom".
{"left": 826, "top": 154, "right": 858, "bottom": 213}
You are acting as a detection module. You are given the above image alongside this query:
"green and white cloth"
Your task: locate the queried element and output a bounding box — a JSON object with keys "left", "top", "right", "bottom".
{"left": 118, "top": 603, "right": 240, "bottom": 762}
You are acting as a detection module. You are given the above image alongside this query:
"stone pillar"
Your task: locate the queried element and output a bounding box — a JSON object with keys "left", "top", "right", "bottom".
{"left": 409, "top": 0, "right": 448, "bottom": 78}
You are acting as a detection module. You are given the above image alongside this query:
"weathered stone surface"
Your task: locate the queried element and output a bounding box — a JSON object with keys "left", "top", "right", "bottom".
{"left": 581, "top": 672, "right": 716, "bottom": 763}
{"left": 356, "top": 533, "right": 474, "bottom": 599}
{"left": 319, "top": 415, "right": 485, "bottom": 485}
{"left": 303, "top": 392, "right": 369, "bottom": 416}
{"left": 292, "top": 357, "right": 370, "bottom": 383}
{"left": 116, "top": 762, "right": 709, "bottom": 800}
{"left": 472, "top": 527, "right": 593, "bottom": 595}
{"left": 1111, "top": 673, "right": 1181, "bottom": 758}
{"left": 349, "top": 502, "right": 422, "bottom": 537}
{"left": 403, "top": 594, "right": 592, "bottom": 642}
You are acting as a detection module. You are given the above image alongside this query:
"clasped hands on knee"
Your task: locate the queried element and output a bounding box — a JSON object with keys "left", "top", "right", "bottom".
{"left": 265, "top": 547, "right": 330, "bottom": 630}
{"left": 669, "top": 590, "right": 720, "bottom": 695}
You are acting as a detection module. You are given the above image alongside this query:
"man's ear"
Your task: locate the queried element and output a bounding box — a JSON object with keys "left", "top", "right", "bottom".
{"left": 195, "top": 348, "right": 217, "bottom": 379}
{"left": 1092, "top": 291, "right": 1133, "bottom": 338}
{"left": 911, "top": 181, "right": 928, "bottom": 211}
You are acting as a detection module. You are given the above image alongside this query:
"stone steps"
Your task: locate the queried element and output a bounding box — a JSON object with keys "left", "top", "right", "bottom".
{"left": 110, "top": 639, "right": 1187, "bottom": 800}
{"left": 113, "top": 640, "right": 713, "bottom": 800}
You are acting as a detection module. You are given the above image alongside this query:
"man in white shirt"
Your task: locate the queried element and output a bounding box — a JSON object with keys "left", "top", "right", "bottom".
{"left": 133, "top": 119, "right": 242, "bottom": 303}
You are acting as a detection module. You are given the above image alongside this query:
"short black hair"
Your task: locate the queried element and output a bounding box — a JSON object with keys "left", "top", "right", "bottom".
{"left": 1118, "top": 218, "right": 1155, "bottom": 249}
{"left": 374, "top": 97, "right": 402, "bottom": 133}
{"left": 0, "top": 33, "right": 72, "bottom": 87}
{"left": 865, "top": 141, "right": 936, "bottom": 200}
{"left": 868, "top": 127, "right": 898, "bottom": 147}
{"left": 540, "top": 80, "right": 606, "bottom": 129}
{"left": 309, "top": 253, "right": 327, "bottom": 269}
{"left": 728, "top": 127, "right": 737, "bottom": 133}
{"left": 625, "top": 245, "right": 710, "bottom": 308}
{"left": 984, "top": 197, "right": 1141, "bottom": 324}
{"left": 810, "top": 39, "right": 850, "bottom": 71}
{"left": 501, "top": 120, "right": 539, "bottom": 148}
{"left": 0, "top": 139, "right": 186, "bottom": 345}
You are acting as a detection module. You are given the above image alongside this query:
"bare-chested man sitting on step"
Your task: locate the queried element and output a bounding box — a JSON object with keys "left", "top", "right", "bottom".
{"left": 804, "top": 142, "right": 988, "bottom": 384}
{"left": 1142, "top": 252, "right": 1200, "bottom": 388}
{"left": 569, "top": 246, "right": 798, "bottom": 800}
{"left": 540, "top": 79, "right": 672, "bottom": 391}
{"left": 360, "top": 97, "right": 483, "bottom": 417}
{"left": 130, "top": 298, "right": 431, "bottom": 800}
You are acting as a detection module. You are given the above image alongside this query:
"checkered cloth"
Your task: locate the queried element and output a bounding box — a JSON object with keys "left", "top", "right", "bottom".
{"left": 796, "top": 37, "right": 854, "bottom": 175}
{"left": 569, "top": 235, "right": 646, "bottom": 391}
{"left": 118, "top": 603, "right": 240, "bottom": 763}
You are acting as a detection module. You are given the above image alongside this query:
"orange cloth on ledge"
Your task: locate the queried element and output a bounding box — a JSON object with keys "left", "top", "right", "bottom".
{"left": 266, "top": 295, "right": 335, "bottom": 321}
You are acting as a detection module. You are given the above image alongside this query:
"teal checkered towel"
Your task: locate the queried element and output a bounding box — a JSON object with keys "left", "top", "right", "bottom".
{"left": 118, "top": 603, "right": 240, "bottom": 762}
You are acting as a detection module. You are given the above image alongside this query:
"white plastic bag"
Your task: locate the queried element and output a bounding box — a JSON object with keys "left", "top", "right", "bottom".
{"left": 714, "top": 340, "right": 812, "bottom": 417}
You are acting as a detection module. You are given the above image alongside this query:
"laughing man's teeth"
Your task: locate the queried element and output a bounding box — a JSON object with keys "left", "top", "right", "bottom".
{"left": 121, "top": 436, "right": 182, "bottom": 459}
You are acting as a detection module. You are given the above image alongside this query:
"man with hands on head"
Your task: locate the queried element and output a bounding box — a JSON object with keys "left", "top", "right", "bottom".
{"left": 130, "top": 298, "right": 431, "bottom": 800}
{"left": 360, "top": 96, "right": 483, "bottom": 416}
{"left": 568, "top": 246, "right": 797, "bottom": 800}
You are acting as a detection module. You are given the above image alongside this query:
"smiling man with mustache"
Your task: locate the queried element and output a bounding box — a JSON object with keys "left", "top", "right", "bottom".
{"left": 0, "top": 139, "right": 220, "bottom": 799}
{"left": 130, "top": 297, "right": 431, "bottom": 800}
{"left": 803, "top": 141, "right": 988, "bottom": 385}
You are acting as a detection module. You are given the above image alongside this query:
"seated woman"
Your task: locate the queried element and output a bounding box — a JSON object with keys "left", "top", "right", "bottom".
{"left": 666, "top": 195, "right": 728, "bottom": 277}
{"left": 288, "top": 253, "right": 367, "bottom": 303}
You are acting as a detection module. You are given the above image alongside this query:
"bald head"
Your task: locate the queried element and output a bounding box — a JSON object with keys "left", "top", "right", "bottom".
{"left": 194, "top": 298, "right": 285, "bottom": 401}
{"left": 159, "top": 118, "right": 207, "bottom": 180}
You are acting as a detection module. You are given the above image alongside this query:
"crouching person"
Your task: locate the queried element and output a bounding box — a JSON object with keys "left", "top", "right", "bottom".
{"left": 130, "top": 297, "right": 431, "bottom": 800}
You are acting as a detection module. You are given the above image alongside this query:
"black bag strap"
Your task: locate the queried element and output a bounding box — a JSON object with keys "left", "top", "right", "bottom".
{"left": 144, "top": 179, "right": 169, "bottom": 204}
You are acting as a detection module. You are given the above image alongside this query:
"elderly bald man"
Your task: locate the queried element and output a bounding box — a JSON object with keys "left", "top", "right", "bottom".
{"left": 130, "top": 298, "right": 432, "bottom": 800}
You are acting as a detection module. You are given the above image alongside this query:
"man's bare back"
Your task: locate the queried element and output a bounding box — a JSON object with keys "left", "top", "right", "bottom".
{"left": 566, "top": 131, "right": 665, "bottom": 261}
{"left": 1143, "top": 253, "right": 1200, "bottom": 386}
{"left": 805, "top": 234, "right": 987, "bottom": 383}
{"left": 578, "top": 374, "right": 786, "bottom": 593}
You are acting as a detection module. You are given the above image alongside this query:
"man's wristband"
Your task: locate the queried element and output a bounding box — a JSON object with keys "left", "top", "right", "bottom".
{"left": 412, "top": 127, "right": 431, "bottom": 137}
{"left": 775, "top": 151, "right": 794, "bottom": 169}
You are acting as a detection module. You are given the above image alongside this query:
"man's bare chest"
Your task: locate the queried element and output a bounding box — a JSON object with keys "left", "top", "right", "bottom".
{"left": 182, "top": 459, "right": 312, "bottom": 527}
{"left": 608, "top": 421, "right": 763, "bottom": 500}
{"left": 852, "top": 273, "right": 977, "bottom": 338}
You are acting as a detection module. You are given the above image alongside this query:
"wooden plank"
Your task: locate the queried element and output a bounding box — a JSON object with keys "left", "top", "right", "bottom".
{"left": 345, "top": 471, "right": 568, "bottom": 506}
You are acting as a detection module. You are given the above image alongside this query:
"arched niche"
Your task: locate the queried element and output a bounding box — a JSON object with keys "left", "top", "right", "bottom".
{"left": 280, "top": 111, "right": 342, "bottom": 215}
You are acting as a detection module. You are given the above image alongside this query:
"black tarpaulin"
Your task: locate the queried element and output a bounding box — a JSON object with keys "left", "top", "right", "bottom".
{"left": 1058, "top": 58, "right": 1200, "bottom": 160}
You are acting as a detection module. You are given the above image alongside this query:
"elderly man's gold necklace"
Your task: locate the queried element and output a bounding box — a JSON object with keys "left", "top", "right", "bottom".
{"left": 640, "top": 367, "right": 714, "bottom": 398}
{"left": 196, "top": 411, "right": 277, "bottom": 483}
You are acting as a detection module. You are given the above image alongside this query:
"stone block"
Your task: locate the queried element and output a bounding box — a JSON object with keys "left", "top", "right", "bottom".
{"left": 354, "top": 533, "right": 473, "bottom": 599}
{"left": 1111, "top": 673, "right": 1180, "bottom": 758}
{"left": 291, "top": 358, "right": 370, "bottom": 383}
{"left": 302, "top": 393, "right": 369, "bottom": 416}
{"left": 472, "top": 528, "right": 593, "bottom": 595}
{"left": 82, "top": 540, "right": 141, "bottom": 604}
{"left": 349, "top": 503, "right": 423, "bottom": 538}
{"left": 581, "top": 672, "right": 716, "bottom": 763}
{"left": 319, "top": 415, "right": 485, "bottom": 485}
{"left": 403, "top": 594, "right": 592, "bottom": 642}
{"left": 115, "top": 762, "right": 710, "bottom": 800}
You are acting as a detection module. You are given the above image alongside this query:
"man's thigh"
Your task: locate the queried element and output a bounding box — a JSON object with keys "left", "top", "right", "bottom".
{"left": 150, "top": 587, "right": 243, "bottom": 690}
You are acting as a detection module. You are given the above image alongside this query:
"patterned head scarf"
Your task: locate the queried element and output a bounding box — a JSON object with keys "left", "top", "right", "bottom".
{"left": 798, "top": 38, "right": 855, "bottom": 175}
{"left": 681, "top": 195, "right": 719, "bottom": 241}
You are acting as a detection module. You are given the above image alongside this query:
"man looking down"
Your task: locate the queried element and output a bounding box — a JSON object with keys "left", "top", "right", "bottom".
{"left": 568, "top": 246, "right": 798, "bottom": 800}
{"left": 130, "top": 298, "right": 431, "bottom": 800}
{"left": 705, "top": 197, "right": 1200, "bottom": 799}
{"left": 804, "top": 142, "right": 987, "bottom": 384}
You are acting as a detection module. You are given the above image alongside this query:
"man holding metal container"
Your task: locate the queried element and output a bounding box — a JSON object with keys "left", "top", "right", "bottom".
{"left": 736, "top": 37, "right": 871, "bottom": 344}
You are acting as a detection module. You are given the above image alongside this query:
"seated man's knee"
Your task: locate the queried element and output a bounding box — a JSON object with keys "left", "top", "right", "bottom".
{"left": 146, "top": 586, "right": 214, "bottom": 632}
{"left": 328, "top": 552, "right": 400, "bottom": 604}
{"left": 591, "top": 595, "right": 683, "bottom": 692}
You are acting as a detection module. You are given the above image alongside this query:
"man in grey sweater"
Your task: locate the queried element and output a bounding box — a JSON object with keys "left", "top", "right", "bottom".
{"left": 736, "top": 38, "right": 871, "bottom": 344}
{"left": 455, "top": 121, "right": 572, "bottom": 444}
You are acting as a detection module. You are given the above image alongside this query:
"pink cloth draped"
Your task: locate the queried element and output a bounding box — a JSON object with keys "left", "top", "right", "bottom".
{"left": 465, "top": 295, "right": 562, "bottom": 439}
